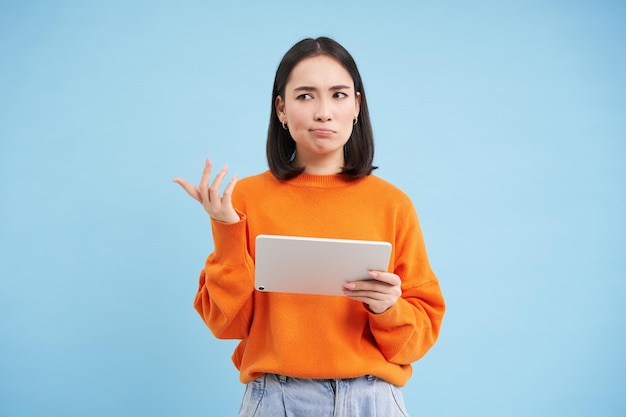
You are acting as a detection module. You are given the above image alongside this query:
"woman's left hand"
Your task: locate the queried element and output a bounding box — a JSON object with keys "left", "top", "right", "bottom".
{"left": 343, "top": 271, "right": 402, "bottom": 314}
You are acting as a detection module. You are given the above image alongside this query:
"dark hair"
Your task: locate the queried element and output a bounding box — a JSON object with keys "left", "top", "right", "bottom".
{"left": 266, "top": 37, "right": 377, "bottom": 180}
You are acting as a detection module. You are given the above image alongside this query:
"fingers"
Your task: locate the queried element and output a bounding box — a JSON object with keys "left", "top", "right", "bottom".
{"left": 208, "top": 168, "right": 240, "bottom": 223}
{"left": 343, "top": 271, "right": 402, "bottom": 314}
{"left": 344, "top": 271, "right": 401, "bottom": 290}
{"left": 172, "top": 178, "right": 201, "bottom": 202}
{"left": 209, "top": 164, "right": 230, "bottom": 203}
{"left": 199, "top": 158, "right": 213, "bottom": 204}
{"left": 174, "top": 158, "right": 232, "bottom": 204}
{"left": 367, "top": 270, "right": 401, "bottom": 286}
{"left": 222, "top": 172, "right": 239, "bottom": 200}
{"left": 173, "top": 158, "right": 240, "bottom": 223}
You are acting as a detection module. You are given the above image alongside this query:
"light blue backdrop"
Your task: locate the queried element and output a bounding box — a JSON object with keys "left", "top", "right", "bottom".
{"left": 1, "top": 1, "right": 624, "bottom": 416}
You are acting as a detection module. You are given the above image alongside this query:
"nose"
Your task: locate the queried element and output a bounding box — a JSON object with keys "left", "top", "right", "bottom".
{"left": 314, "top": 98, "right": 332, "bottom": 121}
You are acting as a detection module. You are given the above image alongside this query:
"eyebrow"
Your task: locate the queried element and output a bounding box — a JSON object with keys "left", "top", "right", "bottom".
{"left": 292, "top": 85, "right": 352, "bottom": 92}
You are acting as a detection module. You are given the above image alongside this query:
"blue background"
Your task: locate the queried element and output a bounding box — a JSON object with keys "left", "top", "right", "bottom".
{"left": 1, "top": 1, "right": 624, "bottom": 416}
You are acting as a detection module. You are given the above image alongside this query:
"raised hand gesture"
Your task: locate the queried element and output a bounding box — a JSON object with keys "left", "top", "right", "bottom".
{"left": 173, "top": 158, "right": 240, "bottom": 224}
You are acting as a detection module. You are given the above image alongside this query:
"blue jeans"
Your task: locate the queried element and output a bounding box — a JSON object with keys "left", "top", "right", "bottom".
{"left": 237, "top": 374, "right": 410, "bottom": 417}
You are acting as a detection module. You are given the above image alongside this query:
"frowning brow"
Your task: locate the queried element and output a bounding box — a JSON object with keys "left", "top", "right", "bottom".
{"left": 292, "top": 85, "right": 352, "bottom": 92}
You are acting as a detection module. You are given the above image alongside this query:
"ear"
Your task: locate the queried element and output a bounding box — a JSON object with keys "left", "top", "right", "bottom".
{"left": 354, "top": 91, "right": 361, "bottom": 119}
{"left": 275, "top": 95, "right": 286, "bottom": 121}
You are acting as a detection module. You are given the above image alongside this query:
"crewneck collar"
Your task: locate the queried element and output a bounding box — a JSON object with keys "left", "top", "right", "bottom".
{"left": 275, "top": 172, "right": 364, "bottom": 188}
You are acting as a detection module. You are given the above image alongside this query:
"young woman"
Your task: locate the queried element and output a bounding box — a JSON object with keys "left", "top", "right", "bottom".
{"left": 174, "top": 37, "right": 445, "bottom": 416}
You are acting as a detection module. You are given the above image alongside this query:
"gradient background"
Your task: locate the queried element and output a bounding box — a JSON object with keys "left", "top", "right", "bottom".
{"left": 1, "top": 1, "right": 624, "bottom": 416}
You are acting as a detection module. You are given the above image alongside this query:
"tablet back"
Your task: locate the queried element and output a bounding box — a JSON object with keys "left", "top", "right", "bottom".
{"left": 254, "top": 235, "right": 392, "bottom": 296}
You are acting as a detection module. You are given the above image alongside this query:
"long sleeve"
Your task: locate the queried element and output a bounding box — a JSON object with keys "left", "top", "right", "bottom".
{"left": 193, "top": 211, "right": 256, "bottom": 339}
{"left": 368, "top": 280, "right": 444, "bottom": 364}
{"left": 368, "top": 205, "right": 445, "bottom": 364}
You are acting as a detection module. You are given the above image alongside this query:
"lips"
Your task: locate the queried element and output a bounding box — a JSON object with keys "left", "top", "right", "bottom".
{"left": 311, "top": 128, "right": 335, "bottom": 136}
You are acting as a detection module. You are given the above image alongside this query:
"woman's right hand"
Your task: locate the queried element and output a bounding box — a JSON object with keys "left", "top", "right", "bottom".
{"left": 173, "top": 158, "right": 240, "bottom": 224}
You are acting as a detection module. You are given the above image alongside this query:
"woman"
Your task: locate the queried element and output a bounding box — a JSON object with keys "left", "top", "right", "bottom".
{"left": 174, "top": 36, "right": 445, "bottom": 416}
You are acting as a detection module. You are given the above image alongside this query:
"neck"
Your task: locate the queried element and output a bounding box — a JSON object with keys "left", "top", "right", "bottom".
{"left": 293, "top": 150, "right": 345, "bottom": 176}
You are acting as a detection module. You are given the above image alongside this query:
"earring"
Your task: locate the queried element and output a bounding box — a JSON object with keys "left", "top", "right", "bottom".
{"left": 281, "top": 121, "right": 288, "bottom": 130}
{"left": 353, "top": 117, "right": 358, "bottom": 126}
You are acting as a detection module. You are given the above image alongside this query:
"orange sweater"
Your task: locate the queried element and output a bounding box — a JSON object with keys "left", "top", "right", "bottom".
{"left": 194, "top": 171, "right": 445, "bottom": 387}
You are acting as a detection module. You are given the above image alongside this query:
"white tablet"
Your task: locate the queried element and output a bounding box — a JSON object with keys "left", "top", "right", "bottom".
{"left": 254, "top": 234, "right": 392, "bottom": 296}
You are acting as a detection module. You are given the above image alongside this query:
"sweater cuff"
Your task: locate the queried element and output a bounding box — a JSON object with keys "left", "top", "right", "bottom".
{"left": 368, "top": 299, "right": 404, "bottom": 327}
{"left": 210, "top": 210, "right": 249, "bottom": 265}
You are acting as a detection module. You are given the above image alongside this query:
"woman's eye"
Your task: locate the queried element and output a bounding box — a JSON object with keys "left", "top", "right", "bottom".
{"left": 296, "top": 93, "right": 313, "bottom": 100}
{"left": 334, "top": 92, "right": 348, "bottom": 99}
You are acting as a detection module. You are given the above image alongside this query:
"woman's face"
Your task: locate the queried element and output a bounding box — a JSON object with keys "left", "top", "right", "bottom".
{"left": 276, "top": 55, "right": 361, "bottom": 173}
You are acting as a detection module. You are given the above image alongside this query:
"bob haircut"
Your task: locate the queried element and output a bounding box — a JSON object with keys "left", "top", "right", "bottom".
{"left": 267, "top": 37, "right": 377, "bottom": 180}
